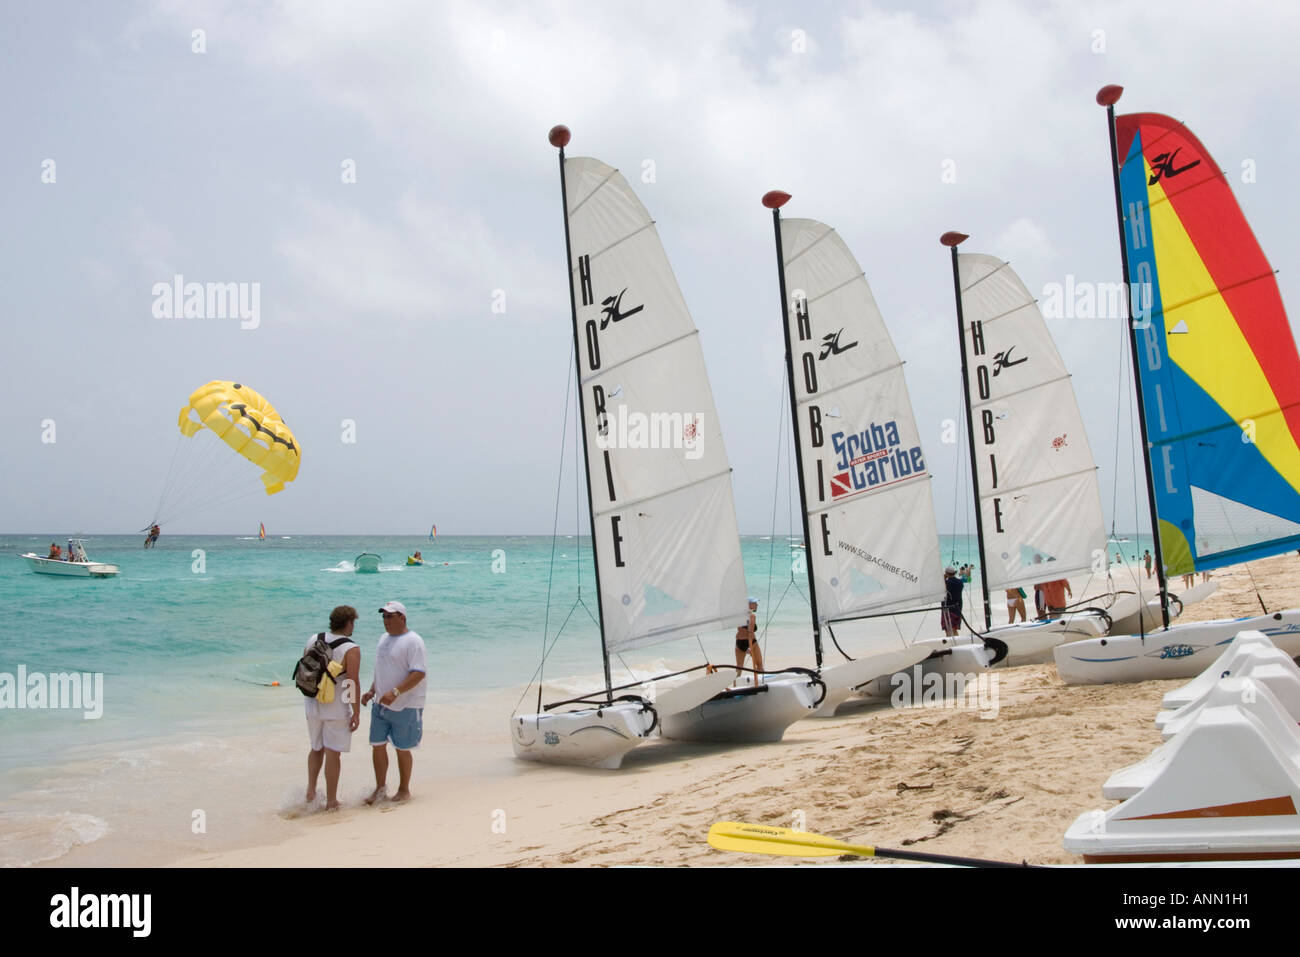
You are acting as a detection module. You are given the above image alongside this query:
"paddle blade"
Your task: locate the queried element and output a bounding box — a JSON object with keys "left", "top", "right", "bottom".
{"left": 707, "top": 822, "right": 873, "bottom": 859}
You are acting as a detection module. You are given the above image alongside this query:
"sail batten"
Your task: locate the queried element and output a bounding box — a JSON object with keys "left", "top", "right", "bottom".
{"left": 1118, "top": 111, "right": 1300, "bottom": 575}
{"left": 564, "top": 156, "right": 748, "bottom": 653}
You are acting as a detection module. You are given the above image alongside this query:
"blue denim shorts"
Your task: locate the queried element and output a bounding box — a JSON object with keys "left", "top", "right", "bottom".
{"left": 369, "top": 703, "right": 423, "bottom": 750}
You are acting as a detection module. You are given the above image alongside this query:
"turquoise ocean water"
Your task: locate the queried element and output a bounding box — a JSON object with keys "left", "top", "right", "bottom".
{"left": 0, "top": 531, "right": 1151, "bottom": 865}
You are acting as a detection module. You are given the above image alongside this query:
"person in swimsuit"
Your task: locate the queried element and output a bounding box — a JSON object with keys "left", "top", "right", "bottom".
{"left": 1005, "top": 587, "right": 1027, "bottom": 623}
{"left": 734, "top": 597, "right": 764, "bottom": 677}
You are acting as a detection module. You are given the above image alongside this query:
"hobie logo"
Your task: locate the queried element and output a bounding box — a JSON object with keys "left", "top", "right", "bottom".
{"left": 1147, "top": 148, "right": 1201, "bottom": 186}
{"left": 819, "top": 328, "right": 858, "bottom": 360}
{"left": 1158, "top": 644, "right": 1195, "bottom": 660}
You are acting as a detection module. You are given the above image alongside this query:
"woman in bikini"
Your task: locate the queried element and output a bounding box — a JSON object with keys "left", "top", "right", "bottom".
{"left": 734, "top": 597, "right": 764, "bottom": 677}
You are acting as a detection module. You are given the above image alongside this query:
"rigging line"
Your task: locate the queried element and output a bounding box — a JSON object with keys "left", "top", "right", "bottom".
{"left": 514, "top": 597, "right": 585, "bottom": 714}
{"left": 766, "top": 369, "right": 787, "bottom": 617}
{"left": 531, "top": 341, "right": 576, "bottom": 715}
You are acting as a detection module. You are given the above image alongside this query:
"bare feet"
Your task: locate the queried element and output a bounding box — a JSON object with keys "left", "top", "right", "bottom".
{"left": 392, "top": 789, "right": 411, "bottom": 803}
{"left": 325, "top": 800, "right": 341, "bottom": 811}
{"left": 305, "top": 789, "right": 316, "bottom": 804}
{"left": 364, "top": 786, "right": 387, "bottom": 806}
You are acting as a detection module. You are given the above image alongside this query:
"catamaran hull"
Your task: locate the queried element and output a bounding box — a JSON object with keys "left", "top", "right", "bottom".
{"left": 810, "top": 647, "right": 934, "bottom": 717}
{"left": 855, "top": 642, "right": 995, "bottom": 699}
{"left": 511, "top": 702, "right": 657, "bottom": 770}
{"left": 985, "top": 613, "right": 1109, "bottom": 666}
{"left": 659, "top": 674, "right": 821, "bottom": 743}
{"left": 21, "top": 554, "right": 119, "bottom": 578}
{"left": 1054, "top": 611, "right": 1300, "bottom": 686}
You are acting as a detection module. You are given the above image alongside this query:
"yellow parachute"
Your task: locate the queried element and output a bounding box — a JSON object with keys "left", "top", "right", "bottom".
{"left": 178, "top": 381, "right": 301, "bottom": 494}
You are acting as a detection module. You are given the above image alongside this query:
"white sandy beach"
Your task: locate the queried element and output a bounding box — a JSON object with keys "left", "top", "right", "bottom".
{"left": 85, "top": 553, "right": 1291, "bottom": 869}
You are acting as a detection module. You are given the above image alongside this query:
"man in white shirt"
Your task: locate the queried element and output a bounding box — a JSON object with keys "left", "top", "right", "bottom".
{"left": 304, "top": 605, "right": 361, "bottom": 810}
{"left": 362, "top": 600, "right": 427, "bottom": 804}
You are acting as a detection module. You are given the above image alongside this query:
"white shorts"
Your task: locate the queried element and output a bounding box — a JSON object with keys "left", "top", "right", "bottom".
{"left": 307, "top": 716, "right": 353, "bottom": 753}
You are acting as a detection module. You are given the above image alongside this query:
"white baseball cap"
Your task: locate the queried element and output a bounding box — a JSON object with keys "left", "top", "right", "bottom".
{"left": 379, "top": 601, "right": 407, "bottom": 616}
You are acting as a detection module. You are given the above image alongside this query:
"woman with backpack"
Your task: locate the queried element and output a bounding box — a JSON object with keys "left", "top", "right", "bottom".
{"left": 300, "top": 605, "right": 362, "bottom": 810}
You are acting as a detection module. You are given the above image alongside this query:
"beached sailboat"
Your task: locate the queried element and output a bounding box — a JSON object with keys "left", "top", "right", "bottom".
{"left": 935, "top": 235, "right": 1113, "bottom": 665}
{"left": 1054, "top": 86, "right": 1300, "bottom": 685}
{"left": 512, "top": 127, "right": 820, "bottom": 768}
{"left": 735, "top": 195, "right": 957, "bottom": 718}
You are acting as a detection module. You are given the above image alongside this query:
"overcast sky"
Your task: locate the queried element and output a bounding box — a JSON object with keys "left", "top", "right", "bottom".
{"left": 3, "top": 0, "right": 1297, "bottom": 536}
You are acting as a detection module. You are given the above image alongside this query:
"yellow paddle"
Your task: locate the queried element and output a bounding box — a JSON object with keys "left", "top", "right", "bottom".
{"left": 707, "top": 821, "right": 1034, "bottom": 867}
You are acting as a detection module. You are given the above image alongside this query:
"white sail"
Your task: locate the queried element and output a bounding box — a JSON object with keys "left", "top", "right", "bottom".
{"left": 564, "top": 157, "right": 748, "bottom": 653}
{"left": 956, "top": 253, "right": 1106, "bottom": 592}
{"left": 780, "top": 218, "right": 946, "bottom": 621}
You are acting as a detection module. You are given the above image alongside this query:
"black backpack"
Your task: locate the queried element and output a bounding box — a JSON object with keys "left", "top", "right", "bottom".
{"left": 293, "top": 633, "right": 352, "bottom": 698}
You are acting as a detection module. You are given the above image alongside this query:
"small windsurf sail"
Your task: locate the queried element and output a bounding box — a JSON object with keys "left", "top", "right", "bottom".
{"left": 1117, "top": 112, "right": 1300, "bottom": 574}
{"left": 258, "top": 522, "right": 266, "bottom": 541}
{"left": 429, "top": 524, "right": 436, "bottom": 541}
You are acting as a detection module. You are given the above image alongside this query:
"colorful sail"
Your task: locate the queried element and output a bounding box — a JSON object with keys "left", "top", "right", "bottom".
{"left": 779, "top": 218, "right": 945, "bottom": 620}
{"left": 429, "top": 524, "right": 436, "bottom": 541}
{"left": 1117, "top": 112, "right": 1300, "bottom": 574}
{"left": 563, "top": 156, "right": 748, "bottom": 652}
{"left": 955, "top": 253, "right": 1107, "bottom": 591}
{"left": 258, "top": 522, "right": 266, "bottom": 541}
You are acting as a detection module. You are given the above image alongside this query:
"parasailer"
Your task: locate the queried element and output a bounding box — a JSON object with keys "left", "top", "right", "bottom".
{"left": 148, "top": 380, "right": 301, "bottom": 528}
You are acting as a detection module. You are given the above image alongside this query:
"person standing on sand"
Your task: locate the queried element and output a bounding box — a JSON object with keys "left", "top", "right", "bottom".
{"left": 1143, "top": 550, "right": 1152, "bottom": 579}
{"left": 734, "top": 597, "right": 765, "bottom": 677}
{"left": 304, "top": 605, "right": 361, "bottom": 811}
{"left": 362, "top": 601, "right": 427, "bottom": 805}
{"left": 1005, "top": 587, "right": 1027, "bottom": 623}
{"left": 941, "top": 567, "right": 963, "bottom": 637}
{"left": 1041, "top": 578, "right": 1073, "bottom": 616}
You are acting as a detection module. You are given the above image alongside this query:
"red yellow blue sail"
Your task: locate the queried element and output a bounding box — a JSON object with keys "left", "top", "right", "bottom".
{"left": 1118, "top": 112, "right": 1300, "bottom": 574}
{"left": 258, "top": 522, "right": 266, "bottom": 541}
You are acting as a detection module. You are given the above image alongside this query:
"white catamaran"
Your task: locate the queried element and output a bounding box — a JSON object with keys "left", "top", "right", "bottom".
{"left": 737, "top": 194, "right": 965, "bottom": 717}
{"left": 511, "top": 127, "right": 821, "bottom": 768}
{"left": 1054, "top": 87, "right": 1300, "bottom": 685}
{"left": 933, "top": 236, "right": 1114, "bottom": 666}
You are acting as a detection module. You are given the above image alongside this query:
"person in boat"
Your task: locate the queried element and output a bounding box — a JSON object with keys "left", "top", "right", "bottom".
{"left": 304, "top": 605, "right": 362, "bottom": 811}
{"left": 68, "top": 540, "right": 78, "bottom": 562}
{"left": 941, "top": 567, "right": 963, "bottom": 637}
{"left": 1005, "top": 587, "right": 1027, "bottom": 623}
{"left": 413, "top": 551, "right": 422, "bottom": 562}
{"left": 361, "top": 601, "right": 427, "bottom": 804}
{"left": 47, "top": 542, "right": 62, "bottom": 560}
{"left": 1040, "top": 578, "right": 1073, "bottom": 617}
{"left": 733, "top": 597, "right": 765, "bottom": 677}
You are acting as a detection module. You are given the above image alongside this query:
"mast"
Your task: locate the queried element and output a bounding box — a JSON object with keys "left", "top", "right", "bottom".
{"left": 551, "top": 124, "right": 614, "bottom": 697}
{"left": 764, "top": 190, "right": 823, "bottom": 668}
{"left": 1097, "top": 85, "right": 1170, "bottom": 631}
{"left": 940, "top": 232, "right": 993, "bottom": 630}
